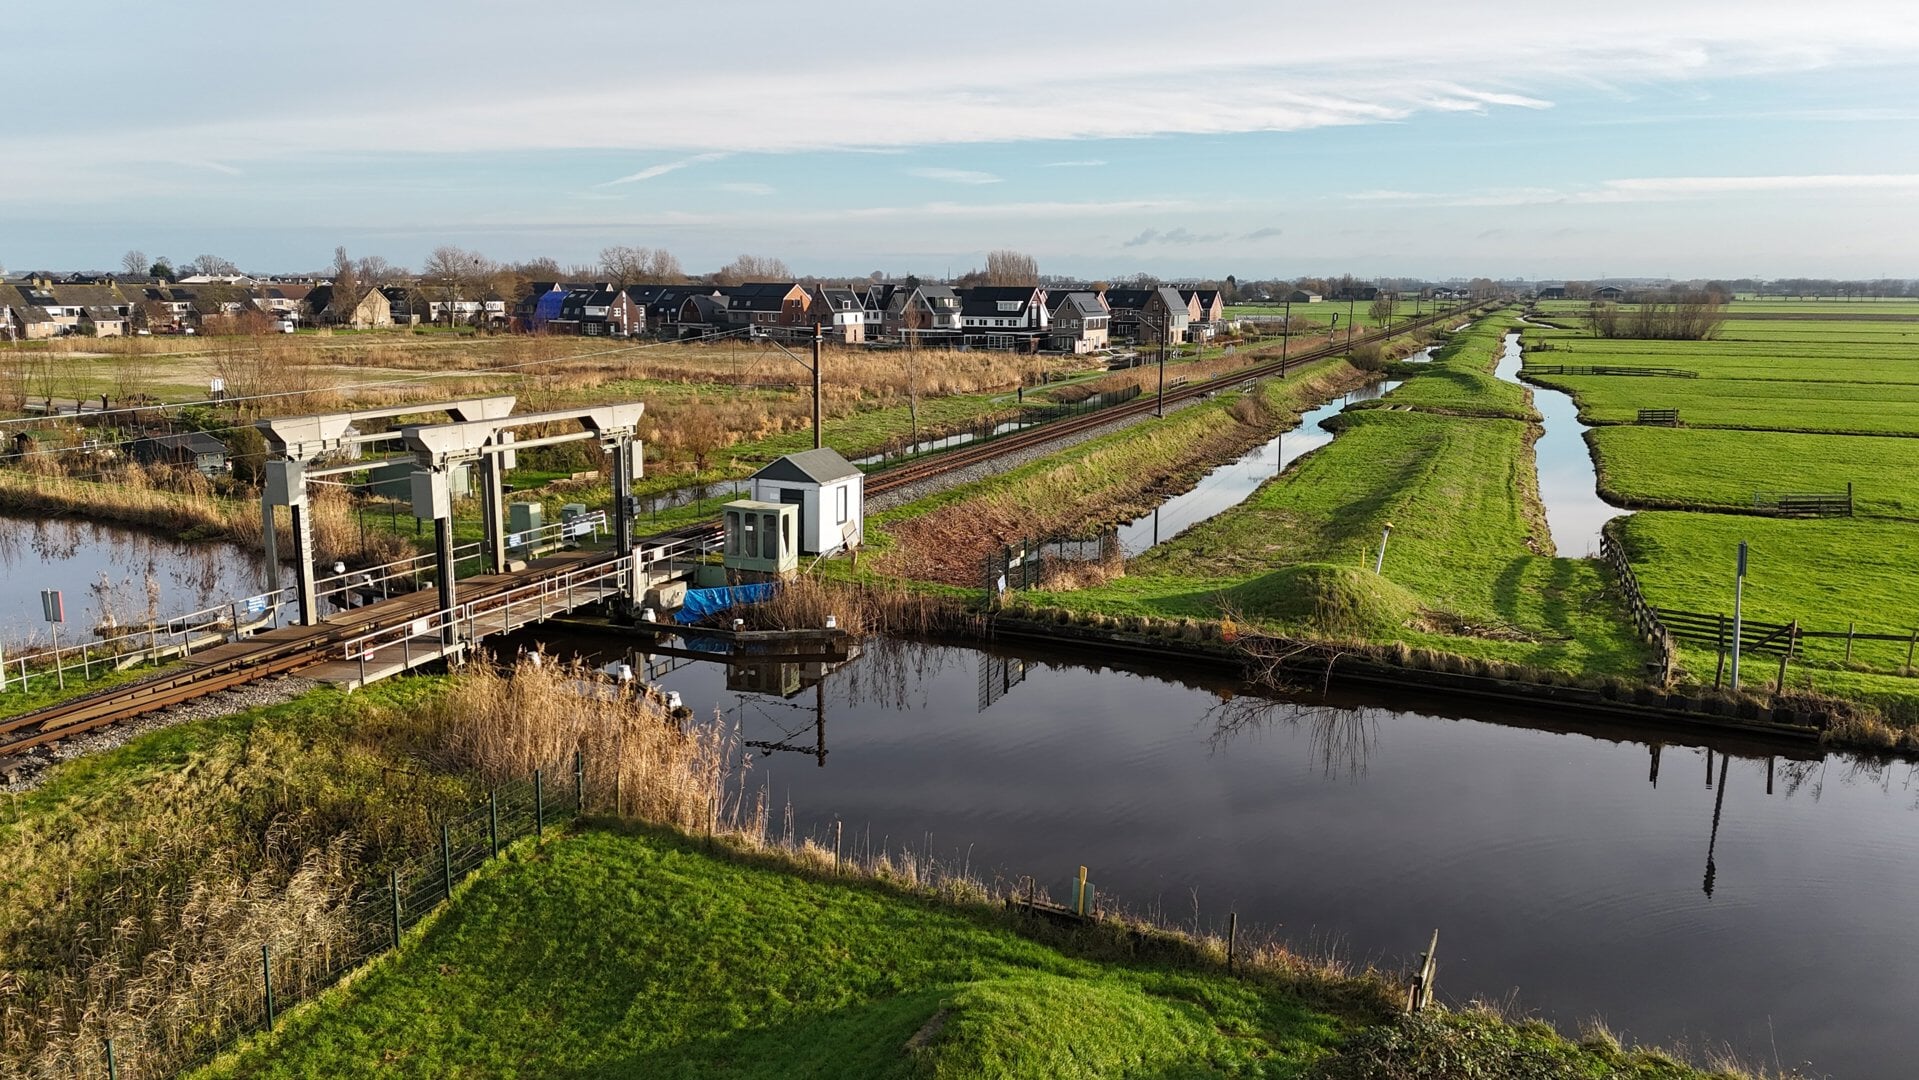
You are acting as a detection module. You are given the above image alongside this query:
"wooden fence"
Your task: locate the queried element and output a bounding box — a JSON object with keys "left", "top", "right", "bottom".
{"left": 1753, "top": 484, "right": 1852, "bottom": 517}
{"left": 1635, "top": 408, "right": 1680, "bottom": 426}
{"left": 1525, "top": 364, "right": 1698, "bottom": 378}
{"left": 1657, "top": 606, "right": 1919, "bottom": 686}
{"left": 1598, "top": 528, "right": 1674, "bottom": 681}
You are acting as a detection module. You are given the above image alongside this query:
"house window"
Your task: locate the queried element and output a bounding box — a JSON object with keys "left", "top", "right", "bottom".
{"left": 835, "top": 485, "right": 848, "bottom": 524}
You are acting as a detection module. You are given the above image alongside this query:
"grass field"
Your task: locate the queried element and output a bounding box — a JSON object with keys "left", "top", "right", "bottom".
{"left": 1588, "top": 427, "right": 1919, "bottom": 518}
{"left": 194, "top": 825, "right": 1730, "bottom": 1080}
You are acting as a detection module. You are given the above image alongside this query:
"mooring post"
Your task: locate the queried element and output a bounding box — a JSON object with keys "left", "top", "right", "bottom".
{"left": 1075, "top": 865, "right": 1089, "bottom": 917}
{"left": 534, "top": 769, "right": 545, "bottom": 839}
{"left": 489, "top": 789, "right": 499, "bottom": 856}
{"left": 834, "top": 819, "right": 844, "bottom": 875}
{"left": 441, "top": 823, "right": 453, "bottom": 900}
{"left": 389, "top": 868, "right": 402, "bottom": 949}
{"left": 261, "top": 944, "right": 276, "bottom": 1032}
{"left": 105, "top": 1038, "right": 117, "bottom": 1080}
{"left": 1714, "top": 614, "right": 1727, "bottom": 689}
{"left": 1227, "top": 911, "right": 1239, "bottom": 974}
{"left": 574, "top": 749, "right": 585, "bottom": 816}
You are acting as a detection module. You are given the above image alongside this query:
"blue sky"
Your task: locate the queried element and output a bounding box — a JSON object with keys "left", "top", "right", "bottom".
{"left": 4, "top": 1, "right": 1917, "bottom": 280}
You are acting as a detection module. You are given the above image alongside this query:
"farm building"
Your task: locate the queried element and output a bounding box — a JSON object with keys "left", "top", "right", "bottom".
{"left": 128, "top": 432, "right": 228, "bottom": 474}
{"left": 747, "top": 448, "right": 864, "bottom": 556}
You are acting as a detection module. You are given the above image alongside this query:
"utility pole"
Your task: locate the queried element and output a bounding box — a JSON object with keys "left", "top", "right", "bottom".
{"left": 1156, "top": 318, "right": 1168, "bottom": 418}
{"left": 811, "top": 321, "right": 823, "bottom": 450}
{"left": 1280, "top": 296, "right": 1291, "bottom": 374}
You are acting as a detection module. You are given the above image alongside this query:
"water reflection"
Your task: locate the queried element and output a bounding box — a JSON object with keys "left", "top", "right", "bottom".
{"left": 504, "top": 628, "right": 1919, "bottom": 1076}
{"left": 0, "top": 514, "right": 279, "bottom": 646}
{"left": 1491, "top": 332, "right": 1623, "bottom": 556}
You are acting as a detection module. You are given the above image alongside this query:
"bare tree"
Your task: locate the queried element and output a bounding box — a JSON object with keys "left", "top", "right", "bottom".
{"left": 421, "top": 245, "right": 494, "bottom": 325}
{"left": 599, "top": 245, "right": 684, "bottom": 288}
{"left": 712, "top": 254, "right": 791, "bottom": 286}
{"left": 983, "top": 249, "right": 1038, "bottom": 286}
{"left": 328, "top": 246, "right": 360, "bottom": 325}
{"left": 1368, "top": 293, "right": 1395, "bottom": 328}
{"left": 354, "top": 255, "right": 399, "bottom": 286}
{"left": 191, "top": 254, "right": 240, "bottom": 277}
{"left": 120, "top": 250, "right": 148, "bottom": 277}
{"left": 515, "top": 256, "right": 565, "bottom": 279}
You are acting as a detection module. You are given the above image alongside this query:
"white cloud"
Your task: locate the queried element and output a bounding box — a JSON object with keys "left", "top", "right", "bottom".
{"left": 905, "top": 167, "right": 1003, "bottom": 185}
{"left": 1042, "top": 159, "right": 1107, "bottom": 168}
{"left": 1349, "top": 174, "right": 1919, "bottom": 207}
{"left": 599, "top": 153, "right": 729, "bottom": 186}
{"left": 719, "top": 181, "right": 776, "bottom": 196}
{"left": 1124, "top": 227, "right": 1230, "bottom": 247}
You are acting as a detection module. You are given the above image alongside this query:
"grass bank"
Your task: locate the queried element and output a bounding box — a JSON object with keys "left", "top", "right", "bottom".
{"left": 1351, "top": 315, "right": 1536, "bottom": 420}
{"left": 194, "top": 825, "right": 1738, "bottom": 1079}
{"left": 1587, "top": 426, "right": 1919, "bottom": 518}
{"left": 864, "top": 356, "right": 1373, "bottom": 586}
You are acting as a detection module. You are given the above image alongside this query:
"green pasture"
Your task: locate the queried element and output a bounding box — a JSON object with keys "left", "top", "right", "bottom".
{"left": 1527, "top": 372, "right": 1919, "bottom": 435}
{"left": 1352, "top": 315, "right": 1535, "bottom": 420}
{"left": 1587, "top": 427, "right": 1919, "bottom": 519}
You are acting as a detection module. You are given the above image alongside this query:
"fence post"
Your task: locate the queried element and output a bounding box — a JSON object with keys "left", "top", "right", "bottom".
{"left": 1845, "top": 621, "right": 1856, "bottom": 663}
{"left": 441, "top": 823, "right": 453, "bottom": 900}
{"left": 834, "top": 819, "right": 843, "bottom": 874}
{"left": 1714, "top": 614, "right": 1727, "bottom": 690}
{"left": 1227, "top": 911, "right": 1239, "bottom": 974}
{"left": 489, "top": 789, "right": 499, "bottom": 856}
{"left": 534, "top": 769, "right": 545, "bottom": 838}
{"left": 261, "top": 944, "right": 276, "bottom": 1032}
{"left": 1774, "top": 620, "right": 1798, "bottom": 695}
{"left": 575, "top": 748, "right": 585, "bottom": 816}
{"left": 389, "top": 868, "right": 402, "bottom": 949}
{"left": 1908, "top": 630, "right": 1917, "bottom": 677}
{"left": 104, "top": 1038, "right": 118, "bottom": 1080}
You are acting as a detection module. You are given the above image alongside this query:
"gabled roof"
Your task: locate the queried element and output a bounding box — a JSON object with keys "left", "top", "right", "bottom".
{"left": 750, "top": 447, "right": 861, "bottom": 485}
{"left": 133, "top": 432, "right": 227, "bottom": 455}
{"left": 1100, "top": 288, "right": 1155, "bottom": 310}
{"left": 723, "top": 282, "right": 803, "bottom": 312}
{"left": 957, "top": 285, "right": 1044, "bottom": 318}
{"left": 811, "top": 286, "right": 862, "bottom": 311}
{"left": 1052, "top": 292, "right": 1107, "bottom": 318}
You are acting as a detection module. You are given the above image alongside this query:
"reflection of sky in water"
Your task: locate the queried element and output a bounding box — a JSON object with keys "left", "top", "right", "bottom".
{"left": 521, "top": 631, "right": 1919, "bottom": 1080}
{"left": 1492, "top": 332, "right": 1623, "bottom": 557}
{"left": 0, "top": 514, "right": 273, "bottom": 645}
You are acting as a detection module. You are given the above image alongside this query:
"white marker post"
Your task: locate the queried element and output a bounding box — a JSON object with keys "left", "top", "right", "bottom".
{"left": 1375, "top": 522, "right": 1394, "bottom": 575}
{"left": 1730, "top": 541, "right": 1748, "bottom": 690}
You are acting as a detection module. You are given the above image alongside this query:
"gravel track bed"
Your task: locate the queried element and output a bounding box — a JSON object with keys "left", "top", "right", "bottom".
{"left": 867, "top": 396, "right": 1206, "bottom": 511}
{"left": 3, "top": 675, "right": 321, "bottom": 792}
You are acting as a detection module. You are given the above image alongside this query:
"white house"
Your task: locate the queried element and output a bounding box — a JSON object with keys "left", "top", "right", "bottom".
{"left": 748, "top": 448, "right": 864, "bottom": 556}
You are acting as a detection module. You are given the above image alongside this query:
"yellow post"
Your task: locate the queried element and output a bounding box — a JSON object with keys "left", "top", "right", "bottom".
{"left": 1076, "top": 865, "right": 1089, "bottom": 916}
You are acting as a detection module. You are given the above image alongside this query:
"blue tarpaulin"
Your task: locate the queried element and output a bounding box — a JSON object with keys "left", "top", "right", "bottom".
{"left": 675, "top": 583, "right": 778, "bottom": 624}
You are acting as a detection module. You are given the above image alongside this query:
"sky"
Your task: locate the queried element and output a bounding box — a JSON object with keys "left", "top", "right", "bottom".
{"left": 4, "top": 1, "right": 1918, "bottom": 281}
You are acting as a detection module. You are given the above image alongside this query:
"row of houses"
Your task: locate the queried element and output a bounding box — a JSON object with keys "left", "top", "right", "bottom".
{"left": 0, "top": 273, "right": 509, "bottom": 339}
{"left": 2, "top": 269, "right": 1230, "bottom": 353}
{"left": 518, "top": 281, "right": 1227, "bottom": 353}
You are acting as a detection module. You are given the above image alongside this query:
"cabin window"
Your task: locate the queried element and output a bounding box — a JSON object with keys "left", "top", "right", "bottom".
{"left": 835, "top": 485, "right": 849, "bottom": 524}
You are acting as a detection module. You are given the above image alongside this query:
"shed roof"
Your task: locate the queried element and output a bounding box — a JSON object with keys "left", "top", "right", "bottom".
{"left": 750, "top": 447, "right": 861, "bottom": 485}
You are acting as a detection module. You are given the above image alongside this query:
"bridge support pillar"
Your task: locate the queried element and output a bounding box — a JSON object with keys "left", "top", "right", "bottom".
{"left": 480, "top": 453, "right": 507, "bottom": 575}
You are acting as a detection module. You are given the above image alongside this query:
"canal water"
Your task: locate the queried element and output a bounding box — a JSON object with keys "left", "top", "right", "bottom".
{"left": 0, "top": 513, "right": 280, "bottom": 647}
{"left": 1492, "top": 331, "right": 1622, "bottom": 556}
{"left": 1114, "top": 375, "right": 1406, "bottom": 556}
{"left": 525, "top": 631, "right": 1913, "bottom": 1078}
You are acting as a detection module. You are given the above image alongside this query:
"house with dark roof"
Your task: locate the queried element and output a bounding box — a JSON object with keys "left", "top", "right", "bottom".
{"left": 1102, "top": 286, "right": 1191, "bottom": 344}
{"left": 1593, "top": 285, "right": 1628, "bottom": 302}
{"left": 1181, "top": 288, "right": 1226, "bottom": 338}
{"left": 627, "top": 284, "right": 721, "bottom": 337}
{"left": 748, "top": 448, "right": 864, "bottom": 555}
{"left": 1049, "top": 292, "right": 1110, "bottom": 354}
{"left": 809, "top": 285, "right": 867, "bottom": 344}
{"left": 867, "top": 283, "right": 961, "bottom": 343}
{"left": 721, "top": 282, "right": 811, "bottom": 331}
{"left": 555, "top": 286, "right": 642, "bottom": 336}
{"left": 957, "top": 286, "right": 1050, "bottom": 349}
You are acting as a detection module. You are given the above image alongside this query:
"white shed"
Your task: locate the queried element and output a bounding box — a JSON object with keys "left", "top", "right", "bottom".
{"left": 748, "top": 448, "right": 864, "bottom": 556}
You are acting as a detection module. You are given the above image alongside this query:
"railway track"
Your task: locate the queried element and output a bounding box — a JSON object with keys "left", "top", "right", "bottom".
{"left": 865, "top": 303, "right": 1487, "bottom": 494}
{"left": 1, "top": 308, "right": 1480, "bottom": 759}
{"left": 0, "top": 521, "right": 720, "bottom": 760}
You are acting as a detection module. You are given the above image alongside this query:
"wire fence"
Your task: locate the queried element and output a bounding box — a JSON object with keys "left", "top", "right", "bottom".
{"left": 93, "top": 758, "right": 585, "bottom": 1080}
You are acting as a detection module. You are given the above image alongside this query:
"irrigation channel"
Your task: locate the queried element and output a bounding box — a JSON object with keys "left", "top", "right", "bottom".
{"left": 1493, "top": 331, "right": 1622, "bottom": 556}
{"left": 513, "top": 627, "right": 1915, "bottom": 1078}
{"left": 0, "top": 512, "right": 288, "bottom": 648}
{"left": 1114, "top": 359, "right": 1422, "bottom": 555}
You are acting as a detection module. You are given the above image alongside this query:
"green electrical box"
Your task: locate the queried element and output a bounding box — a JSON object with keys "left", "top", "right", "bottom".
{"left": 508, "top": 502, "right": 543, "bottom": 549}
{"left": 721, "top": 500, "right": 798, "bottom": 578}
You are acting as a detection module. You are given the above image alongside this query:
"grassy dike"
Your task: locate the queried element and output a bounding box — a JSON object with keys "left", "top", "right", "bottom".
{"left": 192, "top": 823, "right": 1735, "bottom": 1079}
{"left": 1016, "top": 315, "right": 1648, "bottom": 677}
